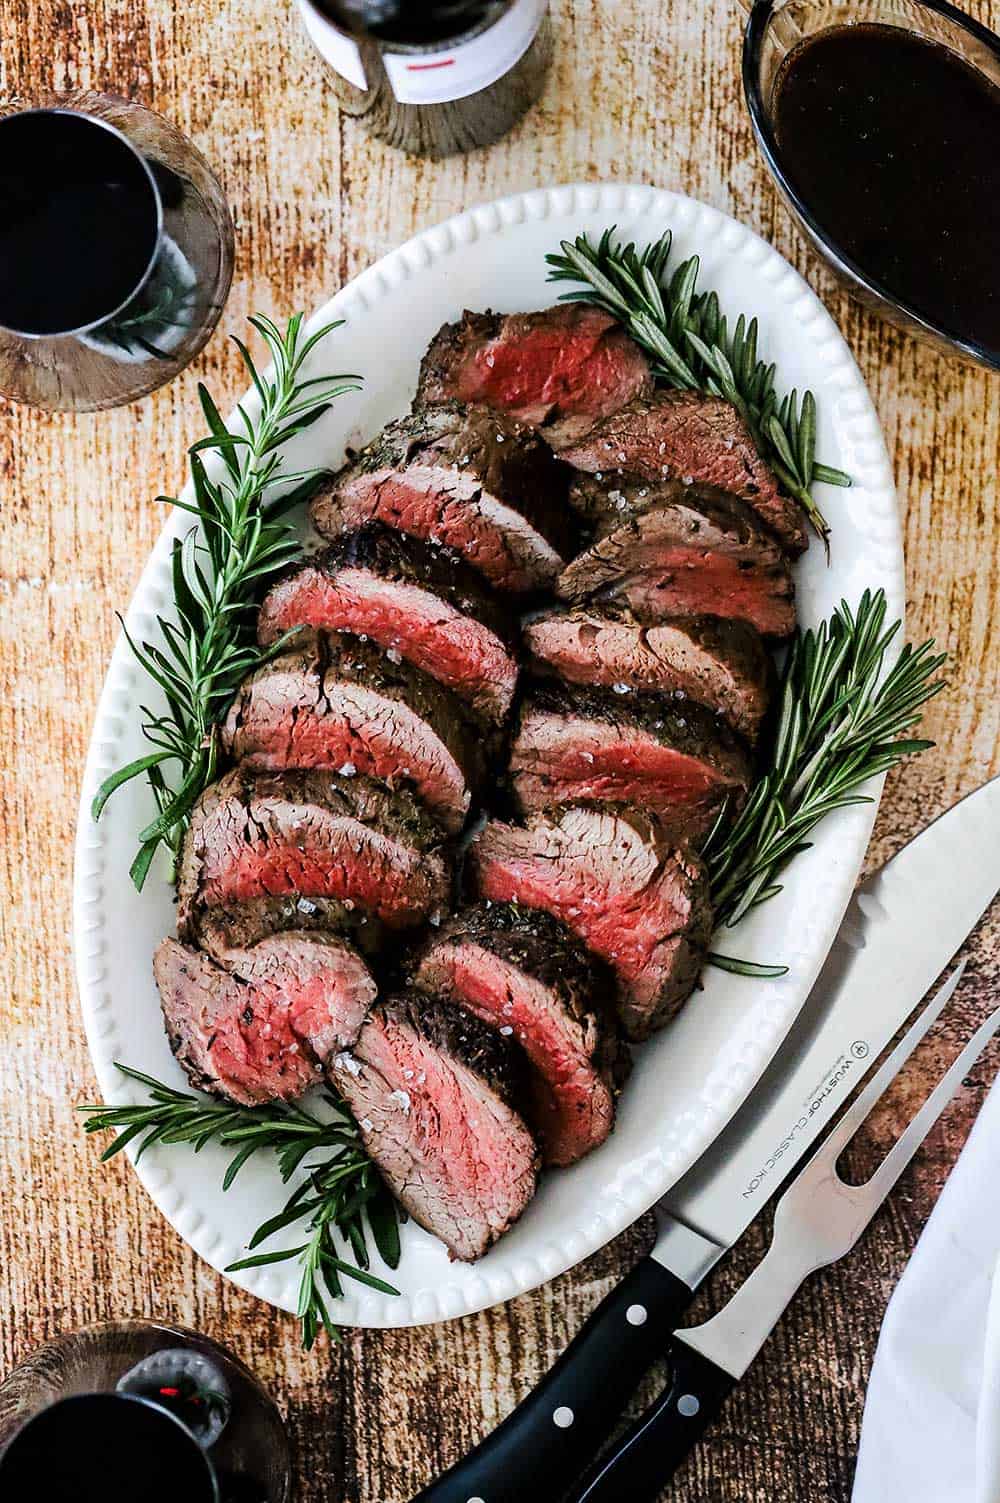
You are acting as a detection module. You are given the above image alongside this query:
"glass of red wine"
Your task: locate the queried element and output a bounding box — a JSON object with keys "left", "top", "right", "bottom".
{"left": 0, "top": 93, "right": 234, "bottom": 410}
{"left": 0, "top": 1321, "right": 290, "bottom": 1502}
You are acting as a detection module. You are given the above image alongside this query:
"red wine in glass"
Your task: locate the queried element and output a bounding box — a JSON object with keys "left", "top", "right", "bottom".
{"left": 0, "top": 1393, "right": 219, "bottom": 1502}
{"left": 0, "top": 1322, "right": 289, "bottom": 1503}
{"left": 0, "top": 110, "right": 161, "bottom": 338}
{"left": 0, "top": 95, "right": 234, "bottom": 411}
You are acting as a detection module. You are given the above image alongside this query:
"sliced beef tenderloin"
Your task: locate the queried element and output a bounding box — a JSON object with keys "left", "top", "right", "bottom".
{"left": 524, "top": 607, "right": 773, "bottom": 744}
{"left": 557, "top": 476, "right": 796, "bottom": 639}
{"left": 416, "top": 306, "right": 653, "bottom": 448}
{"left": 330, "top": 994, "right": 539, "bottom": 1261}
{"left": 559, "top": 391, "right": 808, "bottom": 556}
{"left": 178, "top": 767, "right": 450, "bottom": 937}
{"left": 470, "top": 808, "right": 712, "bottom": 1040}
{"left": 223, "top": 628, "right": 487, "bottom": 835}
{"left": 310, "top": 402, "right": 577, "bottom": 594}
{"left": 155, "top": 931, "right": 377, "bottom": 1107}
{"left": 189, "top": 895, "right": 384, "bottom": 965}
{"left": 414, "top": 902, "right": 629, "bottom": 1167}
{"left": 508, "top": 681, "right": 751, "bottom": 843}
{"left": 257, "top": 524, "right": 520, "bottom": 724}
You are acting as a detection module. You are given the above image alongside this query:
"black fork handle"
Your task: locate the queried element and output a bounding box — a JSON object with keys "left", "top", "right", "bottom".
{"left": 564, "top": 1339, "right": 737, "bottom": 1503}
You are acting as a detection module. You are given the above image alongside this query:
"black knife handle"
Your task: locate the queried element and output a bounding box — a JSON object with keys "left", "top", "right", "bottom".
{"left": 410, "top": 1258, "right": 695, "bottom": 1503}
{"left": 565, "top": 1340, "right": 737, "bottom": 1503}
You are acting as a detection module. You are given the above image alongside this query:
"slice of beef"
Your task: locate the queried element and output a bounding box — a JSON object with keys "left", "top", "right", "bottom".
{"left": 524, "top": 607, "right": 773, "bottom": 744}
{"left": 310, "top": 402, "right": 577, "bottom": 594}
{"left": 470, "top": 807, "right": 713, "bottom": 1039}
{"left": 178, "top": 767, "right": 450, "bottom": 936}
{"left": 155, "top": 931, "right": 377, "bottom": 1107}
{"left": 559, "top": 391, "right": 808, "bottom": 556}
{"left": 558, "top": 476, "right": 796, "bottom": 639}
{"left": 257, "top": 525, "right": 520, "bottom": 724}
{"left": 508, "top": 681, "right": 751, "bottom": 843}
{"left": 190, "top": 895, "right": 384, "bottom": 964}
{"left": 330, "top": 994, "right": 539, "bottom": 1261}
{"left": 416, "top": 306, "right": 654, "bottom": 447}
{"left": 223, "top": 628, "right": 487, "bottom": 835}
{"left": 414, "top": 902, "right": 629, "bottom": 1167}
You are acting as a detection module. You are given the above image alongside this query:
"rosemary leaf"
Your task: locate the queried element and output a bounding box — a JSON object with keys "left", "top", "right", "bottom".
{"left": 226, "top": 1246, "right": 308, "bottom": 1272}
{"left": 706, "top": 954, "right": 791, "bottom": 978}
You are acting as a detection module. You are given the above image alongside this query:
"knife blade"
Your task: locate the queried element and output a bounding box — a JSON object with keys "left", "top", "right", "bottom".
{"left": 411, "top": 777, "right": 1000, "bottom": 1503}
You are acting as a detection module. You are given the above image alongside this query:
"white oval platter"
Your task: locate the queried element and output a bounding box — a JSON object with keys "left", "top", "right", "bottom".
{"left": 73, "top": 182, "right": 903, "bottom": 1329}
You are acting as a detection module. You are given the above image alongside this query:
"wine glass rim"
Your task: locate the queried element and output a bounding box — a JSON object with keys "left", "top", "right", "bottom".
{"left": 742, "top": 0, "right": 1000, "bottom": 371}
{"left": 0, "top": 1391, "right": 220, "bottom": 1502}
{"left": 0, "top": 105, "right": 165, "bottom": 342}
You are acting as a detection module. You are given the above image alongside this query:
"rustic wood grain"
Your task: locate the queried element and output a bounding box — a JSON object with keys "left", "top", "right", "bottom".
{"left": 1, "top": 3, "right": 999, "bottom": 1499}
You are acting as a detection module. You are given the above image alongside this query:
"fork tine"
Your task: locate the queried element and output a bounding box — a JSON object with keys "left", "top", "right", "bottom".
{"left": 860, "top": 1000, "right": 1000, "bottom": 1206}
{"left": 815, "top": 961, "right": 967, "bottom": 1168}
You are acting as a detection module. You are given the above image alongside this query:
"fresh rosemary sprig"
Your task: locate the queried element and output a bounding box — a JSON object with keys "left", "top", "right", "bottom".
{"left": 81, "top": 1064, "right": 401, "bottom": 1350}
{"left": 704, "top": 589, "right": 947, "bottom": 974}
{"left": 229, "top": 1150, "right": 402, "bottom": 1351}
{"left": 91, "top": 313, "right": 360, "bottom": 890}
{"left": 545, "top": 228, "right": 852, "bottom": 547}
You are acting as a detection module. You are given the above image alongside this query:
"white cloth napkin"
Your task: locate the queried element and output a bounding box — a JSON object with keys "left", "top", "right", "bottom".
{"left": 853, "top": 1074, "right": 1000, "bottom": 1503}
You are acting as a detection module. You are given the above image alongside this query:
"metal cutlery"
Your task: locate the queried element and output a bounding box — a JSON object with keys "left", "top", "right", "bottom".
{"left": 568, "top": 964, "right": 999, "bottom": 1500}
{"left": 412, "top": 775, "right": 1000, "bottom": 1503}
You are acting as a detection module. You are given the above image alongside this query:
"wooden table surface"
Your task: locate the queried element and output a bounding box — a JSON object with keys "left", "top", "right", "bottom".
{"left": 2, "top": 3, "right": 999, "bottom": 1499}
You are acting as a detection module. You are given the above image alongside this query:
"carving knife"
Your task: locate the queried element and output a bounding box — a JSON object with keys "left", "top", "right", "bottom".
{"left": 412, "top": 775, "right": 1000, "bottom": 1503}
